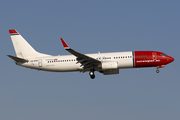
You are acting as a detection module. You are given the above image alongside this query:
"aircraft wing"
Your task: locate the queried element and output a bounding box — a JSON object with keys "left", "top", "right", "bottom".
{"left": 60, "top": 38, "right": 101, "bottom": 69}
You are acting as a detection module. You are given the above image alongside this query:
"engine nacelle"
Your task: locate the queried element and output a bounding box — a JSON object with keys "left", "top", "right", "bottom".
{"left": 102, "top": 62, "right": 118, "bottom": 70}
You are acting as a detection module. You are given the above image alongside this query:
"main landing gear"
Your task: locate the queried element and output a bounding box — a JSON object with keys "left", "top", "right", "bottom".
{"left": 89, "top": 69, "right": 95, "bottom": 79}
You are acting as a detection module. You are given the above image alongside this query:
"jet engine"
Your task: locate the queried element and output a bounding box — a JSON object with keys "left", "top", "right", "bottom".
{"left": 101, "top": 61, "right": 118, "bottom": 70}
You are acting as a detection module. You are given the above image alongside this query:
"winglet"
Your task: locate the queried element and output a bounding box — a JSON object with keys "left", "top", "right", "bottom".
{"left": 60, "top": 38, "right": 70, "bottom": 49}
{"left": 9, "top": 29, "right": 19, "bottom": 35}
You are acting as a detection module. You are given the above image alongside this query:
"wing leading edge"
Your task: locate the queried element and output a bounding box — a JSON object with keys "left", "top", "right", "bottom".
{"left": 60, "top": 38, "right": 101, "bottom": 69}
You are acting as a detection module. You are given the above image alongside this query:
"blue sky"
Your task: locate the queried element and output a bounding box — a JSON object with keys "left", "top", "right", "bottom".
{"left": 1, "top": 0, "right": 180, "bottom": 120}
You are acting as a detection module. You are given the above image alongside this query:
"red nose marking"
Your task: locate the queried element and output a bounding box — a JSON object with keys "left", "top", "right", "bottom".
{"left": 168, "top": 56, "right": 174, "bottom": 63}
{"left": 170, "top": 57, "right": 174, "bottom": 62}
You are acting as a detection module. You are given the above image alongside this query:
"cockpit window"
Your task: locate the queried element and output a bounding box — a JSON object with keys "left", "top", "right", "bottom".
{"left": 161, "top": 54, "right": 167, "bottom": 56}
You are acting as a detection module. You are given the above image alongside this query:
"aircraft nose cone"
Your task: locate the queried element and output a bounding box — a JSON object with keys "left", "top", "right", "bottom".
{"left": 168, "top": 56, "right": 174, "bottom": 63}
{"left": 171, "top": 57, "right": 174, "bottom": 62}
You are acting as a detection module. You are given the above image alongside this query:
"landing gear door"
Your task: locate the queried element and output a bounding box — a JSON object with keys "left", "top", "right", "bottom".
{"left": 38, "top": 59, "right": 42, "bottom": 67}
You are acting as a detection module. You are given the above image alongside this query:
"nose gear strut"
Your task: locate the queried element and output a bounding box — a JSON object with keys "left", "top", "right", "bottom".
{"left": 156, "top": 68, "right": 159, "bottom": 73}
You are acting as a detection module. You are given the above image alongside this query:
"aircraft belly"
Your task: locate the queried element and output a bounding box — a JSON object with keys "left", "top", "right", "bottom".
{"left": 59, "top": 63, "right": 79, "bottom": 72}
{"left": 18, "top": 62, "right": 39, "bottom": 69}
{"left": 42, "top": 62, "right": 78, "bottom": 72}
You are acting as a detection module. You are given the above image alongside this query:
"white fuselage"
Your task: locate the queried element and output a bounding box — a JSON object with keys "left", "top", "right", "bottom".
{"left": 18, "top": 51, "right": 134, "bottom": 72}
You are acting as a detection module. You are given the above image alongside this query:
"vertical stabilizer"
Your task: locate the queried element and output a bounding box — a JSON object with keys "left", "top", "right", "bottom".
{"left": 9, "top": 29, "right": 50, "bottom": 59}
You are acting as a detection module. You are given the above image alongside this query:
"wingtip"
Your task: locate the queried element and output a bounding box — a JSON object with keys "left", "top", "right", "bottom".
{"left": 60, "top": 38, "right": 69, "bottom": 49}
{"left": 9, "top": 29, "right": 19, "bottom": 35}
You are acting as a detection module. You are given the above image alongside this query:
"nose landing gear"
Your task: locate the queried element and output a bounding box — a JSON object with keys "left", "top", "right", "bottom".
{"left": 89, "top": 69, "right": 95, "bottom": 79}
{"left": 156, "top": 66, "right": 160, "bottom": 73}
{"left": 156, "top": 65, "right": 165, "bottom": 73}
{"left": 156, "top": 69, "right": 159, "bottom": 73}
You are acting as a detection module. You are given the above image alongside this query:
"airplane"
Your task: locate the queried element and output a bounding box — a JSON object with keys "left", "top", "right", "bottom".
{"left": 7, "top": 29, "right": 174, "bottom": 79}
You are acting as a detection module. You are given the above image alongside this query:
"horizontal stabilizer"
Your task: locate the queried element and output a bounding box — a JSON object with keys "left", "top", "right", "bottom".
{"left": 7, "top": 55, "right": 28, "bottom": 63}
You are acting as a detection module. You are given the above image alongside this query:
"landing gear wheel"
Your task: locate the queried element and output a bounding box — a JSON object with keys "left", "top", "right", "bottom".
{"left": 89, "top": 71, "right": 94, "bottom": 76}
{"left": 89, "top": 69, "right": 95, "bottom": 79}
{"left": 156, "top": 69, "right": 159, "bottom": 73}
{"left": 90, "top": 74, "right": 95, "bottom": 79}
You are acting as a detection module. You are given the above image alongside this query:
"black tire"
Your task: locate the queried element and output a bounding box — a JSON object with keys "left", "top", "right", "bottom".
{"left": 90, "top": 75, "right": 95, "bottom": 79}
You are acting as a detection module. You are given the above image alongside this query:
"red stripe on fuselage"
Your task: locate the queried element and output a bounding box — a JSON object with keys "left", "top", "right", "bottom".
{"left": 134, "top": 51, "right": 173, "bottom": 68}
